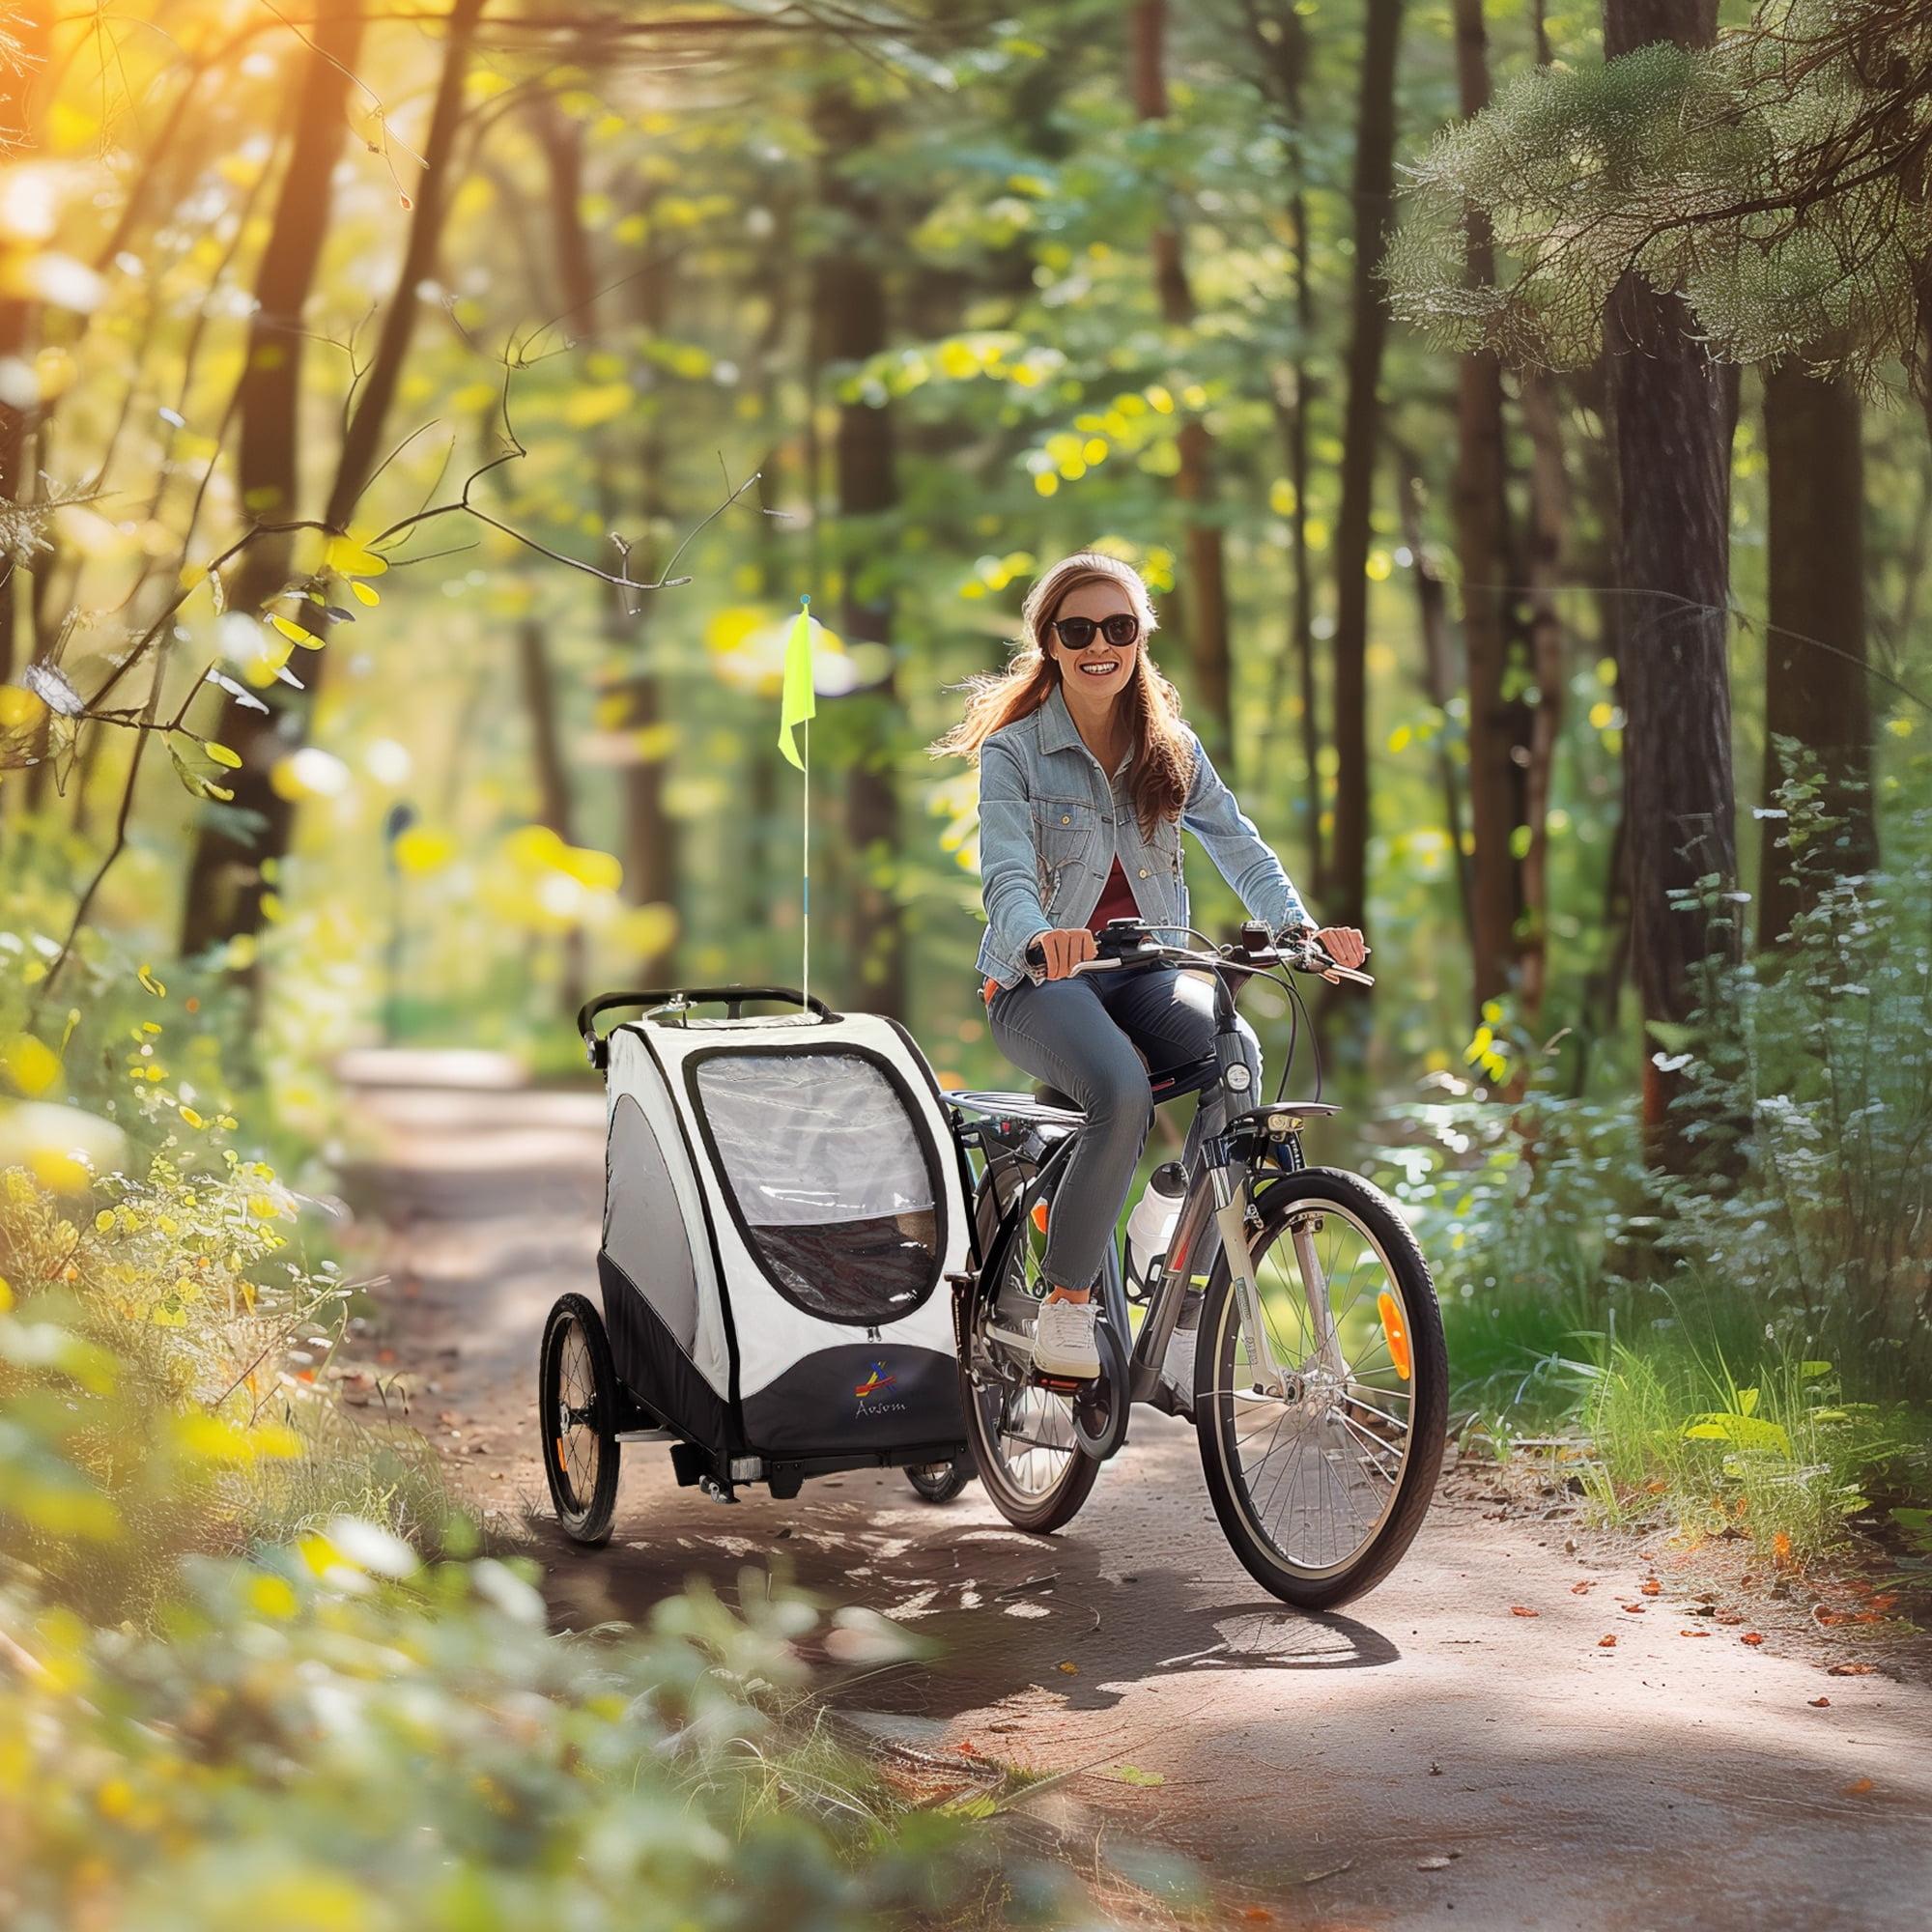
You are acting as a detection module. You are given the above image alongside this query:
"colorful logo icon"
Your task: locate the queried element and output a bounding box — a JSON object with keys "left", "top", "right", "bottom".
{"left": 854, "top": 1361, "right": 897, "bottom": 1402}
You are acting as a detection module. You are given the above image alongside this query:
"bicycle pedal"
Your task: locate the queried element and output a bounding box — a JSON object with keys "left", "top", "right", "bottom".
{"left": 1034, "top": 1372, "right": 1085, "bottom": 1394}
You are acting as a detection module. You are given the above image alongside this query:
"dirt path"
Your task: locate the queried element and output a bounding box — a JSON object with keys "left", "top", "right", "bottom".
{"left": 339, "top": 1051, "right": 1932, "bottom": 1932}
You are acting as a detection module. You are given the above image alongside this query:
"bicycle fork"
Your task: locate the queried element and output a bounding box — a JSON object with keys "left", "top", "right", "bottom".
{"left": 1209, "top": 1168, "right": 1344, "bottom": 1397}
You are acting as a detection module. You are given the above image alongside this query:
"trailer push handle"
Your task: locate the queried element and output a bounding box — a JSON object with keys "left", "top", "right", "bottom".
{"left": 578, "top": 985, "right": 839, "bottom": 1067}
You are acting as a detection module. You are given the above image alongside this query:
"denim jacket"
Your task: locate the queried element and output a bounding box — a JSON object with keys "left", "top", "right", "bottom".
{"left": 975, "top": 685, "right": 1314, "bottom": 989}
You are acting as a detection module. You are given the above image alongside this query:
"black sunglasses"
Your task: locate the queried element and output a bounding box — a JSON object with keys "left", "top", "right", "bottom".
{"left": 1050, "top": 612, "right": 1142, "bottom": 651}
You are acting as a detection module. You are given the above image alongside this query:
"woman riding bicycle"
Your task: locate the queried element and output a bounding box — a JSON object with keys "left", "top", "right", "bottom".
{"left": 934, "top": 551, "right": 1368, "bottom": 1382}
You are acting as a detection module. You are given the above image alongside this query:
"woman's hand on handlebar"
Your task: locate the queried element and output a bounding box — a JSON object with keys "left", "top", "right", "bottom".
{"left": 1312, "top": 925, "right": 1369, "bottom": 981}
{"left": 1026, "top": 926, "right": 1098, "bottom": 980}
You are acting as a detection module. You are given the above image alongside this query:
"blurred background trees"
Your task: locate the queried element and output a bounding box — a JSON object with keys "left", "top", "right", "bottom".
{"left": 1, "top": 0, "right": 1928, "bottom": 1382}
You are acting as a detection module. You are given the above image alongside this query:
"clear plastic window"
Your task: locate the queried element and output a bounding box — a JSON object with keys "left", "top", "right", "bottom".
{"left": 692, "top": 1050, "right": 941, "bottom": 1322}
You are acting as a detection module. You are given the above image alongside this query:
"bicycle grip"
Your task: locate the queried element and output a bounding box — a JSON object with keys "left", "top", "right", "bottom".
{"left": 1024, "top": 937, "right": 1047, "bottom": 967}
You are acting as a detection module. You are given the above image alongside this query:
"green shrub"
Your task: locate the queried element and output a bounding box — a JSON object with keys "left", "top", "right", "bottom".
{"left": 0, "top": 1289, "right": 1079, "bottom": 1932}
{"left": 1581, "top": 1309, "right": 1929, "bottom": 1564}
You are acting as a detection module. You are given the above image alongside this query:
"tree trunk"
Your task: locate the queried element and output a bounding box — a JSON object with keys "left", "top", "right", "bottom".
{"left": 1519, "top": 0, "right": 1570, "bottom": 1018}
{"left": 616, "top": 213, "right": 680, "bottom": 985}
{"left": 1517, "top": 366, "right": 1569, "bottom": 1019}
{"left": 1398, "top": 462, "right": 1474, "bottom": 951}
{"left": 1132, "top": 0, "right": 1234, "bottom": 766}
{"left": 1256, "top": 0, "right": 1322, "bottom": 895}
{"left": 176, "top": 0, "right": 368, "bottom": 957}
{"left": 1759, "top": 362, "right": 1875, "bottom": 946}
{"left": 1603, "top": 0, "right": 1740, "bottom": 1175}
{"left": 1329, "top": 0, "right": 1406, "bottom": 935}
{"left": 181, "top": 0, "right": 486, "bottom": 965}
{"left": 1451, "top": 0, "right": 1527, "bottom": 1014}
{"left": 0, "top": 1, "right": 51, "bottom": 694}
{"left": 814, "top": 87, "right": 904, "bottom": 1017}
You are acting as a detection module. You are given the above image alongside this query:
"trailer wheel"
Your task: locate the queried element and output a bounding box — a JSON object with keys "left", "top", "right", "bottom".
{"left": 904, "top": 1459, "right": 973, "bottom": 1504}
{"left": 539, "top": 1293, "right": 621, "bottom": 1546}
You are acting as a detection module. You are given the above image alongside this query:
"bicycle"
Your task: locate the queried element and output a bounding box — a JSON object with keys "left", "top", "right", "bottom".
{"left": 946, "top": 918, "right": 1446, "bottom": 1608}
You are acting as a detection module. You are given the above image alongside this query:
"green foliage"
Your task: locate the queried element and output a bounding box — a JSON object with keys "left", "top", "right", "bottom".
{"left": 0, "top": 1164, "right": 1065, "bottom": 1929}
{"left": 1582, "top": 1321, "right": 1927, "bottom": 1565}
{"left": 0, "top": 1379, "right": 1029, "bottom": 1930}
{"left": 1657, "top": 755, "right": 1932, "bottom": 1389}
{"left": 1389, "top": 2, "right": 1932, "bottom": 379}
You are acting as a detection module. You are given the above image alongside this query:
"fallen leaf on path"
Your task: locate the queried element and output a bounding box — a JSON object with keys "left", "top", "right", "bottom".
{"left": 1416, "top": 1856, "right": 1454, "bottom": 1871}
{"left": 1621, "top": 1603, "right": 1645, "bottom": 1614}
{"left": 1773, "top": 1531, "right": 1793, "bottom": 1566}
{"left": 1598, "top": 1634, "right": 1618, "bottom": 1648}
{"left": 1638, "top": 1579, "right": 1662, "bottom": 1597}
{"left": 1057, "top": 1661, "right": 1079, "bottom": 1675}
{"left": 955, "top": 1741, "right": 980, "bottom": 1756}
{"left": 1827, "top": 1662, "right": 1876, "bottom": 1677}
{"left": 1571, "top": 1580, "right": 1592, "bottom": 1595}
{"left": 1741, "top": 1632, "right": 1765, "bottom": 1646}
{"left": 1678, "top": 1630, "right": 1711, "bottom": 1638}
{"left": 1103, "top": 1765, "right": 1165, "bottom": 1786}
{"left": 1808, "top": 1696, "right": 1832, "bottom": 1707}
{"left": 1841, "top": 1777, "right": 1874, "bottom": 1797}
{"left": 1510, "top": 1605, "right": 1539, "bottom": 1618}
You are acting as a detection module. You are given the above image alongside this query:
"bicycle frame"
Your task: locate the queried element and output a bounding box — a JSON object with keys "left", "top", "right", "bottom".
{"left": 952, "top": 923, "right": 1368, "bottom": 1415}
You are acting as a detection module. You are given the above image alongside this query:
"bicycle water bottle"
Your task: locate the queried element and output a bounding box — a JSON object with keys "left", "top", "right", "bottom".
{"left": 1125, "top": 1161, "right": 1187, "bottom": 1287}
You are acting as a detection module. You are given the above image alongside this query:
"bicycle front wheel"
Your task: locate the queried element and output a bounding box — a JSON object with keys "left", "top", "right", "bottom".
{"left": 1195, "top": 1167, "right": 1446, "bottom": 1608}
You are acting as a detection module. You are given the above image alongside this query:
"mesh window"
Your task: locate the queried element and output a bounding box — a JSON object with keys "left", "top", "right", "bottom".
{"left": 692, "top": 1050, "right": 941, "bottom": 1322}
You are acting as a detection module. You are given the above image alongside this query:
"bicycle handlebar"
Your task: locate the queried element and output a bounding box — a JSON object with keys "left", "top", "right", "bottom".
{"left": 1022, "top": 923, "right": 1373, "bottom": 989}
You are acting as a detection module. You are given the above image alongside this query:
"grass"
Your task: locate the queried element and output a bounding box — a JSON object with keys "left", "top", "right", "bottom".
{"left": 1439, "top": 1276, "right": 1606, "bottom": 1446}
{"left": 1582, "top": 1319, "right": 1929, "bottom": 1567}
{"left": 1440, "top": 1265, "right": 1931, "bottom": 1569}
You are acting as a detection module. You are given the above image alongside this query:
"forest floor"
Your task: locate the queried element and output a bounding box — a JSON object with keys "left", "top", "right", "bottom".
{"left": 337, "top": 1049, "right": 1932, "bottom": 1932}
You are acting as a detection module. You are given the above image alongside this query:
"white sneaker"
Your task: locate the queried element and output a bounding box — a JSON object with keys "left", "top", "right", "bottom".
{"left": 1160, "top": 1322, "right": 1197, "bottom": 1411}
{"left": 1033, "top": 1297, "right": 1100, "bottom": 1378}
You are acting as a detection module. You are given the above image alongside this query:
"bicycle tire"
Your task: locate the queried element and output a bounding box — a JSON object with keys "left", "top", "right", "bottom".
{"left": 958, "top": 1168, "right": 1102, "bottom": 1534}
{"left": 1194, "top": 1167, "right": 1446, "bottom": 1608}
{"left": 539, "top": 1293, "right": 622, "bottom": 1547}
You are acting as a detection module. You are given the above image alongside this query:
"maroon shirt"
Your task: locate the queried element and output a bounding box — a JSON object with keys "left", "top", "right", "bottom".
{"left": 1088, "top": 856, "right": 1139, "bottom": 935}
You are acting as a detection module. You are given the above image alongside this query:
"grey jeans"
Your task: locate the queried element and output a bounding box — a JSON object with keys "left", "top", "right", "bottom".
{"left": 985, "top": 967, "right": 1262, "bottom": 1293}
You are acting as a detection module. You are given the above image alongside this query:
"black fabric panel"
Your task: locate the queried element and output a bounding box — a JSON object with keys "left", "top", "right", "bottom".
{"left": 604, "top": 1094, "right": 700, "bottom": 1353}
{"left": 740, "top": 1343, "right": 964, "bottom": 1459}
{"left": 598, "top": 1250, "right": 737, "bottom": 1459}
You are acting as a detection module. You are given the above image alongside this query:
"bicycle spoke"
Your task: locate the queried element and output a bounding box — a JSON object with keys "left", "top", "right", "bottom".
{"left": 1216, "top": 1198, "right": 1416, "bottom": 1578}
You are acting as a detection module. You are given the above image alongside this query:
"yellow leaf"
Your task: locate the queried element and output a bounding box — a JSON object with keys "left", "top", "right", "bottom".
{"left": 350, "top": 580, "right": 381, "bottom": 608}
{"left": 179, "top": 1106, "right": 206, "bottom": 1128}
{"left": 270, "top": 613, "right": 324, "bottom": 651}
{"left": 2, "top": 1034, "right": 61, "bottom": 1097}
{"left": 324, "top": 535, "right": 388, "bottom": 578}
{"left": 204, "top": 741, "right": 242, "bottom": 769}
{"left": 391, "top": 826, "right": 457, "bottom": 875}
{"left": 0, "top": 685, "right": 47, "bottom": 729}
{"left": 562, "top": 382, "right": 632, "bottom": 428}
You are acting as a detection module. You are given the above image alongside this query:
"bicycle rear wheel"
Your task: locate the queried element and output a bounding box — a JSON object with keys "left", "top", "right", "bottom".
{"left": 1195, "top": 1167, "right": 1445, "bottom": 1608}
{"left": 958, "top": 1166, "right": 1101, "bottom": 1533}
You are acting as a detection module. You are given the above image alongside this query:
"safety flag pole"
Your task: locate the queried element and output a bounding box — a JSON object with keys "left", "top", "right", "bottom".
{"left": 778, "top": 596, "right": 816, "bottom": 1007}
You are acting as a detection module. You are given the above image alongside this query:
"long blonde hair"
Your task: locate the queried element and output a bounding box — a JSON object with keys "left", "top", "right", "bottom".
{"left": 931, "top": 551, "right": 1196, "bottom": 837}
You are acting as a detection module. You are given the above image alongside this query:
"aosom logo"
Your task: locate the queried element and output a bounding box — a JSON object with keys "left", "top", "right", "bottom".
{"left": 853, "top": 1360, "right": 907, "bottom": 1417}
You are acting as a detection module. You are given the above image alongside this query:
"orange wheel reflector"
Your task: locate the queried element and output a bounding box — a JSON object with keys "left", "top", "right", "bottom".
{"left": 554, "top": 1436, "right": 567, "bottom": 1469}
{"left": 1031, "top": 1201, "right": 1049, "bottom": 1235}
{"left": 1378, "top": 1291, "right": 1412, "bottom": 1382}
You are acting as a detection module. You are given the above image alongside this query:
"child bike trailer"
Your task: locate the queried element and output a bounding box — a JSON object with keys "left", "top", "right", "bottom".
{"left": 540, "top": 985, "right": 972, "bottom": 1544}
